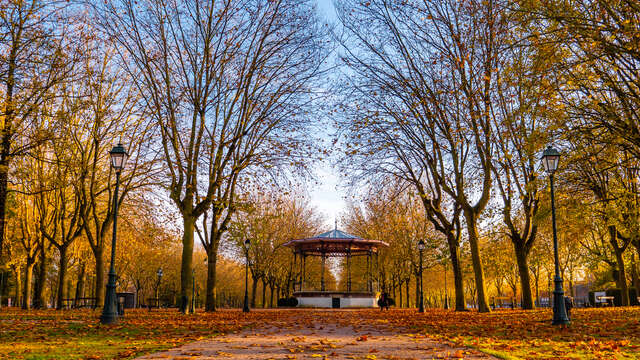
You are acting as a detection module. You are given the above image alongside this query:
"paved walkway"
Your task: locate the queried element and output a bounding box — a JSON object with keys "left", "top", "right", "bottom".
{"left": 137, "top": 317, "right": 494, "bottom": 359}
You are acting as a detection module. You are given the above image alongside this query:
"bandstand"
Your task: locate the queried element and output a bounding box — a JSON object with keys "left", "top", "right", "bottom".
{"left": 283, "top": 228, "right": 389, "bottom": 308}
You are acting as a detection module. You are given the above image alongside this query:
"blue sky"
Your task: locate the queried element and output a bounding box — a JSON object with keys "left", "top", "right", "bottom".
{"left": 316, "top": 0, "right": 338, "bottom": 21}
{"left": 308, "top": 0, "right": 344, "bottom": 230}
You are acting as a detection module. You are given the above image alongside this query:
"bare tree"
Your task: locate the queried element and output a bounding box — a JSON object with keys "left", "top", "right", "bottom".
{"left": 61, "top": 32, "right": 158, "bottom": 308}
{"left": 336, "top": 0, "right": 508, "bottom": 312}
{"left": 97, "top": 0, "right": 329, "bottom": 312}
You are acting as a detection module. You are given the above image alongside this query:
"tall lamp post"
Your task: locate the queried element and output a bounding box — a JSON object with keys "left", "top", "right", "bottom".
{"left": 541, "top": 146, "right": 570, "bottom": 325}
{"left": 100, "top": 143, "right": 128, "bottom": 324}
{"left": 417, "top": 240, "right": 425, "bottom": 313}
{"left": 243, "top": 239, "right": 251, "bottom": 313}
{"left": 444, "top": 262, "right": 449, "bottom": 310}
{"left": 156, "top": 268, "right": 163, "bottom": 308}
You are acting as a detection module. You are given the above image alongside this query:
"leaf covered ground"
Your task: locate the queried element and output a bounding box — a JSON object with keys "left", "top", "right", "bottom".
{"left": 0, "top": 307, "right": 639, "bottom": 359}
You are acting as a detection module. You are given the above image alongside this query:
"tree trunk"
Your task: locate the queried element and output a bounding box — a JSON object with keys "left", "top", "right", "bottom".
{"left": 261, "top": 278, "right": 267, "bottom": 308}
{"left": 251, "top": 276, "right": 258, "bottom": 308}
{"left": 0, "top": 154, "right": 9, "bottom": 258}
{"left": 74, "top": 262, "right": 86, "bottom": 307}
{"left": 33, "top": 247, "right": 47, "bottom": 309}
{"left": 179, "top": 214, "right": 195, "bottom": 314}
{"left": 631, "top": 254, "right": 640, "bottom": 301}
{"left": 269, "top": 284, "right": 274, "bottom": 308}
{"left": 94, "top": 248, "right": 105, "bottom": 308}
{"left": 534, "top": 274, "right": 540, "bottom": 307}
{"left": 607, "top": 225, "right": 629, "bottom": 306}
{"left": 0, "top": 270, "right": 4, "bottom": 307}
{"left": 614, "top": 249, "right": 630, "bottom": 306}
{"left": 405, "top": 279, "right": 410, "bottom": 308}
{"left": 56, "top": 244, "right": 69, "bottom": 309}
{"left": 14, "top": 266, "right": 22, "bottom": 307}
{"left": 446, "top": 233, "right": 466, "bottom": 311}
{"left": 22, "top": 262, "right": 34, "bottom": 309}
{"left": 398, "top": 280, "right": 403, "bottom": 308}
{"left": 514, "top": 244, "right": 534, "bottom": 309}
{"left": 463, "top": 211, "right": 490, "bottom": 312}
{"left": 391, "top": 278, "right": 396, "bottom": 301}
{"left": 205, "top": 251, "right": 218, "bottom": 312}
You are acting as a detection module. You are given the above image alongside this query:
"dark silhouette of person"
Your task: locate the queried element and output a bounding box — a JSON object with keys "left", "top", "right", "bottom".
{"left": 378, "top": 292, "right": 391, "bottom": 311}
{"left": 564, "top": 296, "right": 574, "bottom": 321}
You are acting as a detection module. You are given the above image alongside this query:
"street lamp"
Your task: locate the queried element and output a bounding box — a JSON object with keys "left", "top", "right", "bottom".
{"left": 100, "top": 143, "right": 128, "bottom": 324}
{"left": 541, "top": 145, "right": 569, "bottom": 326}
{"left": 417, "top": 239, "right": 425, "bottom": 313}
{"left": 444, "top": 262, "right": 449, "bottom": 310}
{"left": 156, "top": 268, "right": 163, "bottom": 308}
{"left": 243, "top": 239, "right": 251, "bottom": 313}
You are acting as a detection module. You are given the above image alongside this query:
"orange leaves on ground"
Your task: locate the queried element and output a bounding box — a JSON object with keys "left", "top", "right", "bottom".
{"left": 2, "top": 307, "right": 640, "bottom": 359}
{"left": 378, "top": 307, "right": 640, "bottom": 359}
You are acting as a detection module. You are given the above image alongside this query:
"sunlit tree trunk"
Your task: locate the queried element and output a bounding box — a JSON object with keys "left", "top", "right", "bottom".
{"left": 13, "top": 265, "right": 22, "bottom": 308}
{"left": 22, "top": 262, "right": 35, "bottom": 309}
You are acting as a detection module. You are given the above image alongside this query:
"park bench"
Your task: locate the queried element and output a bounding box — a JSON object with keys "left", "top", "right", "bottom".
{"left": 147, "top": 298, "right": 161, "bottom": 311}
{"left": 596, "top": 296, "right": 614, "bottom": 306}
{"left": 491, "top": 296, "right": 516, "bottom": 309}
{"left": 62, "top": 297, "right": 97, "bottom": 309}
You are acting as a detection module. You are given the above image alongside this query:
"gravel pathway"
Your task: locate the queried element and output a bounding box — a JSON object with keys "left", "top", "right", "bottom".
{"left": 137, "top": 315, "right": 495, "bottom": 360}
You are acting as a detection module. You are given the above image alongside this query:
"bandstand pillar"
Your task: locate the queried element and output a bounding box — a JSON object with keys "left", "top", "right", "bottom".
{"left": 347, "top": 247, "right": 352, "bottom": 292}
{"left": 302, "top": 254, "right": 306, "bottom": 291}
{"left": 321, "top": 251, "right": 326, "bottom": 291}
{"left": 293, "top": 252, "right": 298, "bottom": 291}
{"left": 367, "top": 250, "right": 372, "bottom": 292}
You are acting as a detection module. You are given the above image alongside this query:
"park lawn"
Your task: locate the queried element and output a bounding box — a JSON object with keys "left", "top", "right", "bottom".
{"left": 0, "top": 308, "right": 255, "bottom": 359}
{"left": 377, "top": 307, "right": 640, "bottom": 359}
{"left": 1, "top": 307, "right": 640, "bottom": 359}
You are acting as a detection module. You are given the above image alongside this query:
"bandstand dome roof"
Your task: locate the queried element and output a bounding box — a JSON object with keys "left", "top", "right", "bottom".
{"left": 283, "top": 228, "right": 389, "bottom": 256}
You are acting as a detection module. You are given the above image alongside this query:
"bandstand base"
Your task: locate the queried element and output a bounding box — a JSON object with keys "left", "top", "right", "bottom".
{"left": 294, "top": 291, "right": 378, "bottom": 308}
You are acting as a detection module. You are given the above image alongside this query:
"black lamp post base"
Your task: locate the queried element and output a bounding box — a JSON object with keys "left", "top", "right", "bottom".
{"left": 243, "top": 292, "right": 250, "bottom": 313}
{"left": 552, "top": 276, "right": 570, "bottom": 326}
{"left": 444, "top": 297, "right": 449, "bottom": 310}
{"left": 100, "top": 273, "right": 119, "bottom": 324}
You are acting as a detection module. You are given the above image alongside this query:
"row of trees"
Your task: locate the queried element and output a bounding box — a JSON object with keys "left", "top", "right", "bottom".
{"left": 2, "top": 0, "right": 640, "bottom": 314}
{"left": 0, "top": 0, "right": 330, "bottom": 312}
{"left": 335, "top": 0, "right": 640, "bottom": 312}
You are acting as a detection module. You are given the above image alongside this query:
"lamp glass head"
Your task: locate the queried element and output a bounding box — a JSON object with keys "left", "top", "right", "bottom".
{"left": 109, "top": 143, "right": 128, "bottom": 171}
{"left": 417, "top": 239, "right": 426, "bottom": 251}
{"left": 541, "top": 146, "right": 560, "bottom": 173}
